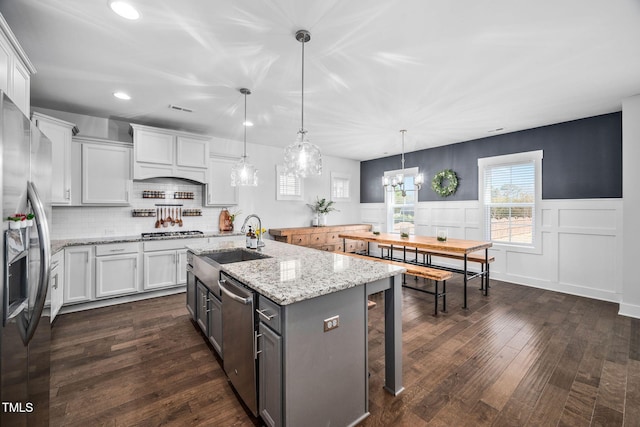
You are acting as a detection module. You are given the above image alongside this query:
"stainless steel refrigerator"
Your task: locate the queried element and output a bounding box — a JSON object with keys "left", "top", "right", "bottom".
{"left": 0, "top": 91, "right": 52, "bottom": 426}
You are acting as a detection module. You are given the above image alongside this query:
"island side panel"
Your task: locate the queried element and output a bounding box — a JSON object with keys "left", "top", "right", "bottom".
{"left": 282, "top": 285, "right": 367, "bottom": 427}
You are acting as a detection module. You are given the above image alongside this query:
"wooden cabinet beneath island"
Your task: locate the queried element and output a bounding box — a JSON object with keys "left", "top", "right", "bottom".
{"left": 268, "top": 224, "right": 371, "bottom": 252}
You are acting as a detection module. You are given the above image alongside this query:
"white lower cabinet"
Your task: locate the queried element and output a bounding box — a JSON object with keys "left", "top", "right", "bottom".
{"left": 49, "top": 250, "right": 64, "bottom": 322}
{"left": 64, "top": 246, "right": 93, "bottom": 304}
{"left": 143, "top": 250, "right": 179, "bottom": 290}
{"left": 177, "top": 250, "right": 188, "bottom": 284}
{"left": 95, "top": 242, "right": 140, "bottom": 298}
{"left": 61, "top": 237, "right": 214, "bottom": 309}
{"left": 143, "top": 239, "right": 207, "bottom": 290}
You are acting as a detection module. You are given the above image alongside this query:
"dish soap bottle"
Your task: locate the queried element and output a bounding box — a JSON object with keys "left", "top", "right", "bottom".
{"left": 246, "top": 226, "right": 253, "bottom": 248}
{"left": 250, "top": 229, "right": 258, "bottom": 249}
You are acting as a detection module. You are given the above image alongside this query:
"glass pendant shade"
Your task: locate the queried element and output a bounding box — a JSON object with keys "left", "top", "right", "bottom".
{"left": 283, "top": 29, "right": 322, "bottom": 178}
{"left": 231, "top": 156, "right": 258, "bottom": 186}
{"left": 231, "top": 88, "right": 258, "bottom": 187}
{"left": 283, "top": 131, "right": 322, "bottom": 177}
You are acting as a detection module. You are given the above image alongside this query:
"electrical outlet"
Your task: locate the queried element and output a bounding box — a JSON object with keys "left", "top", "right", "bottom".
{"left": 323, "top": 315, "right": 339, "bottom": 332}
{"left": 104, "top": 229, "right": 115, "bottom": 236}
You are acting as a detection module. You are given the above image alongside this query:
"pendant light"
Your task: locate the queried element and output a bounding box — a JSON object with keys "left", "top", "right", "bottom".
{"left": 231, "top": 88, "right": 258, "bottom": 186}
{"left": 382, "top": 130, "right": 424, "bottom": 197}
{"left": 283, "top": 29, "right": 322, "bottom": 177}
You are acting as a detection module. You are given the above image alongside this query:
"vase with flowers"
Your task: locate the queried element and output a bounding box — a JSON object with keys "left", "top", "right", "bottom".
{"left": 307, "top": 197, "right": 339, "bottom": 227}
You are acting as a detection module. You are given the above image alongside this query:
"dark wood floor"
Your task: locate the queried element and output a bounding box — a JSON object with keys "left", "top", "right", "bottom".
{"left": 50, "top": 276, "right": 640, "bottom": 426}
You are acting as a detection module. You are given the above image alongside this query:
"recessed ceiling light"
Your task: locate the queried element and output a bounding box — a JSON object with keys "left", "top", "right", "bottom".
{"left": 113, "top": 91, "right": 131, "bottom": 100}
{"left": 109, "top": 1, "right": 140, "bottom": 20}
{"left": 243, "top": 121, "right": 254, "bottom": 127}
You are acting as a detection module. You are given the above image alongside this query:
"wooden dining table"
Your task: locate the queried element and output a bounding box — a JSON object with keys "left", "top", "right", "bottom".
{"left": 338, "top": 231, "right": 493, "bottom": 309}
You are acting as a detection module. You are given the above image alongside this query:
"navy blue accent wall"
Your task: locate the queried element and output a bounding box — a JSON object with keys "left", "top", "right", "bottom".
{"left": 360, "top": 112, "right": 622, "bottom": 203}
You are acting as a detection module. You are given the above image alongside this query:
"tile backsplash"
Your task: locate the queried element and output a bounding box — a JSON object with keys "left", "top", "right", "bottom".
{"left": 51, "top": 179, "right": 235, "bottom": 239}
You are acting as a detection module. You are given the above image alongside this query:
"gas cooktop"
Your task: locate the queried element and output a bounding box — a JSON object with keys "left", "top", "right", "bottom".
{"left": 141, "top": 230, "right": 204, "bottom": 240}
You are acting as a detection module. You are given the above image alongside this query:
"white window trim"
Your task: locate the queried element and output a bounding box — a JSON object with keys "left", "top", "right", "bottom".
{"left": 478, "top": 150, "right": 543, "bottom": 254}
{"left": 276, "top": 165, "right": 304, "bottom": 201}
{"left": 385, "top": 167, "right": 419, "bottom": 234}
{"left": 330, "top": 172, "right": 351, "bottom": 201}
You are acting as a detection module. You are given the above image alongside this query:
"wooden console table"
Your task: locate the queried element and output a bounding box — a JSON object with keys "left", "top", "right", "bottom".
{"left": 269, "top": 224, "right": 371, "bottom": 252}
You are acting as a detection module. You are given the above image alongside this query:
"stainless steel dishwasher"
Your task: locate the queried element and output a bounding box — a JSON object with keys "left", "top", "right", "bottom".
{"left": 219, "top": 272, "right": 258, "bottom": 416}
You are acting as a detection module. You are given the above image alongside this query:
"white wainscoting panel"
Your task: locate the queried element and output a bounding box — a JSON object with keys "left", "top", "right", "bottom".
{"left": 361, "top": 198, "right": 623, "bottom": 304}
{"left": 558, "top": 233, "right": 617, "bottom": 291}
{"left": 558, "top": 208, "right": 618, "bottom": 231}
{"left": 360, "top": 203, "right": 386, "bottom": 231}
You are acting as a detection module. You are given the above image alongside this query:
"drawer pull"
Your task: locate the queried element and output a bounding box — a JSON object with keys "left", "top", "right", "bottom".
{"left": 110, "top": 248, "right": 126, "bottom": 252}
{"left": 256, "top": 308, "right": 276, "bottom": 321}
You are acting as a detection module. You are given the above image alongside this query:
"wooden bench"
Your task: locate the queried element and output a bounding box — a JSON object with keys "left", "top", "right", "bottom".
{"left": 335, "top": 251, "right": 453, "bottom": 315}
{"left": 377, "top": 244, "right": 494, "bottom": 294}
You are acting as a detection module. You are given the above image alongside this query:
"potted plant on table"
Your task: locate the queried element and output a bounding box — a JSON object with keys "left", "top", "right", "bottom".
{"left": 307, "top": 197, "right": 339, "bottom": 227}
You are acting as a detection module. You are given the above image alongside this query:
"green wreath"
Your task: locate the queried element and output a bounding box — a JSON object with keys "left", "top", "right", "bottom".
{"left": 431, "top": 169, "right": 458, "bottom": 197}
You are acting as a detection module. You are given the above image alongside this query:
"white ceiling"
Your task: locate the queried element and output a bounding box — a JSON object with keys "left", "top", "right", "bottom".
{"left": 2, "top": 0, "right": 639, "bottom": 161}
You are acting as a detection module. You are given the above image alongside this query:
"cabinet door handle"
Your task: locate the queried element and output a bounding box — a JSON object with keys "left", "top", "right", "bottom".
{"left": 66, "top": 189, "right": 71, "bottom": 200}
{"left": 256, "top": 308, "right": 276, "bottom": 321}
{"left": 254, "top": 331, "right": 263, "bottom": 359}
{"left": 52, "top": 274, "right": 58, "bottom": 290}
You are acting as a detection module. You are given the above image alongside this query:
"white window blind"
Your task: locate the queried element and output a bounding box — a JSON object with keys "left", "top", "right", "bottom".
{"left": 280, "top": 173, "right": 300, "bottom": 196}
{"left": 276, "top": 165, "right": 303, "bottom": 200}
{"left": 483, "top": 161, "right": 535, "bottom": 244}
{"left": 386, "top": 174, "right": 417, "bottom": 234}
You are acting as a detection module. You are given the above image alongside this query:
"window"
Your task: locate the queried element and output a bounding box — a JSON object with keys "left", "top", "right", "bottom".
{"left": 478, "top": 150, "right": 543, "bottom": 248}
{"left": 331, "top": 172, "right": 351, "bottom": 201}
{"left": 385, "top": 167, "right": 418, "bottom": 234}
{"left": 276, "top": 165, "right": 303, "bottom": 201}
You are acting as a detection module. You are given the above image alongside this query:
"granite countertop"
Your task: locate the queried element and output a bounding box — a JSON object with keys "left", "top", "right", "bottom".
{"left": 187, "top": 239, "right": 405, "bottom": 305}
{"left": 51, "top": 231, "right": 243, "bottom": 254}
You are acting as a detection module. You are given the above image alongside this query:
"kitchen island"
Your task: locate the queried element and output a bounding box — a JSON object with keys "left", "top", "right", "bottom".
{"left": 187, "top": 239, "right": 405, "bottom": 427}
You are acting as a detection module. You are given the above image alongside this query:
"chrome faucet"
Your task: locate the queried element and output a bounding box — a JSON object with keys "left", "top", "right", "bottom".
{"left": 241, "top": 214, "right": 265, "bottom": 249}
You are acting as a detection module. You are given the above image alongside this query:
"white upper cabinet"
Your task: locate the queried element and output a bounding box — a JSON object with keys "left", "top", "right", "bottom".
{"left": 79, "top": 137, "right": 132, "bottom": 205}
{"left": 177, "top": 136, "right": 209, "bottom": 169}
{"left": 0, "top": 15, "right": 35, "bottom": 115}
{"left": 130, "top": 124, "right": 210, "bottom": 183}
{"left": 132, "top": 126, "right": 174, "bottom": 167}
{"left": 204, "top": 156, "right": 239, "bottom": 206}
{"left": 32, "top": 112, "right": 78, "bottom": 205}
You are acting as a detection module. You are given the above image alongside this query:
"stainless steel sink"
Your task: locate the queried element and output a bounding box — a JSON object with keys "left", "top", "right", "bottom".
{"left": 202, "top": 249, "right": 270, "bottom": 264}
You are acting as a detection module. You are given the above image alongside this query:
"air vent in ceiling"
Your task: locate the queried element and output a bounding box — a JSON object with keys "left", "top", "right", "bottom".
{"left": 169, "top": 104, "right": 194, "bottom": 113}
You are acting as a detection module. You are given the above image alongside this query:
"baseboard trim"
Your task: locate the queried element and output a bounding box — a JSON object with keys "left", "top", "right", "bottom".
{"left": 618, "top": 302, "right": 640, "bottom": 319}
{"left": 58, "top": 286, "right": 186, "bottom": 315}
